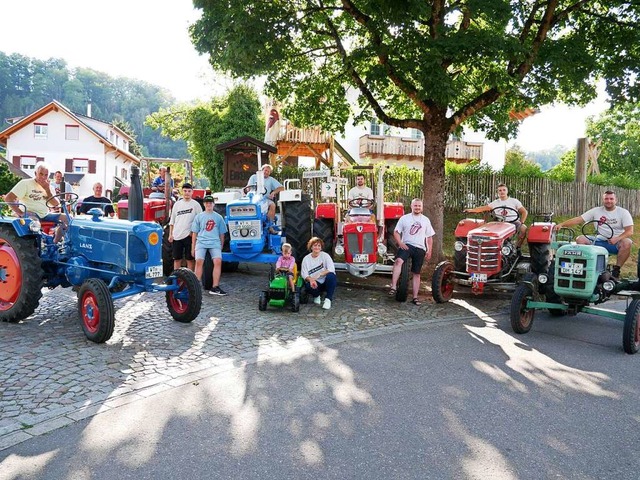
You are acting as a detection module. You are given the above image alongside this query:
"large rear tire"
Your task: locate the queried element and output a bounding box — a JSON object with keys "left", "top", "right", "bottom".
{"left": 510, "top": 283, "right": 535, "bottom": 334}
{"left": 623, "top": 299, "right": 640, "bottom": 354}
{"left": 214, "top": 204, "right": 239, "bottom": 274}
{"left": 384, "top": 219, "right": 399, "bottom": 256}
{"left": 396, "top": 258, "right": 410, "bottom": 302}
{"left": 259, "top": 291, "right": 268, "bottom": 311}
{"left": 166, "top": 268, "right": 202, "bottom": 323}
{"left": 162, "top": 225, "right": 173, "bottom": 277}
{"left": 282, "top": 195, "right": 312, "bottom": 266}
{"left": 529, "top": 242, "right": 550, "bottom": 275}
{"left": 432, "top": 261, "right": 455, "bottom": 303}
{"left": 313, "top": 218, "right": 335, "bottom": 255}
{"left": 78, "top": 279, "right": 115, "bottom": 343}
{"left": 0, "top": 227, "right": 43, "bottom": 323}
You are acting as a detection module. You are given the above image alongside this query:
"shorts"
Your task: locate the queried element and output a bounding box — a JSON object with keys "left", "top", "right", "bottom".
{"left": 396, "top": 244, "right": 427, "bottom": 274}
{"left": 172, "top": 236, "right": 194, "bottom": 261}
{"left": 588, "top": 237, "right": 619, "bottom": 255}
{"left": 195, "top": 246, "right": 222, "bottom": 261}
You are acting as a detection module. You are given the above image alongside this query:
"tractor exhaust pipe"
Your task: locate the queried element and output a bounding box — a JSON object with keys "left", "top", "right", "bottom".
{"left": 128, "top": 166, "right": 143, "bottom": 221}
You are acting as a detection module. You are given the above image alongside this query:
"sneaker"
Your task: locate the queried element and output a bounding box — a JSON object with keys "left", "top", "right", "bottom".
{"left": 313, "top": 296, "right": 322, "bottom": 305}
{"left": 611, "top": 265, "right": 621, "bottom": 281}
{"left": 209, "top": 286, "right": 228, "bottom": 296}
{"left": 322, "top": 298, "right": 332, "bottom": 310}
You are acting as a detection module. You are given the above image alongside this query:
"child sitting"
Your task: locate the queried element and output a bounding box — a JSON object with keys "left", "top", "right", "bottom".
{"left": 276, "top": 243, "right": 296, "bottom": 293}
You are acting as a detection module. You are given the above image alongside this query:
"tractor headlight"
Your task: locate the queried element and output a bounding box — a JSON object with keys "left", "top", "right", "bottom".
{"left": 250, "top": 229, "right": 257, "bottom": 237}
{"left": 231, "top": 229, "right": 240, "bottom": 237}
{"left": 454, "top": 241, "right": 465, "bottom": 252}
{"left": 603, "top": 280, "right": 615, "bottom": 292}
{"left": 538, "top": 274, "right": 548, "bottom": 284}
{"left": 335, "top": 244, "right": 344, "bottom": 255}
{"left": 378, "top": 243, "right": 387, "bottom": 255}
{"left": 148, "top": 232, "right": 159, "bottom": 246}
{"left": 29, "top": 219, "right": 41, "bottom": 232}
{"left": 501, "top": 245, "right": 512, "bottom": 256}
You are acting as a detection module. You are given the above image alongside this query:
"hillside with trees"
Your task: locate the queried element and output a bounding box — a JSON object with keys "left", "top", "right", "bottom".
{"left": 0, "top": 51, "right": 187, "bottom": 158}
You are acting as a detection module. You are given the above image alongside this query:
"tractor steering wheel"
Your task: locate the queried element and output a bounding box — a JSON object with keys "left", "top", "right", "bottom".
{"left": 581, "top": 219, "right": 614, "bottom": 243}
{"left": 489, "top": 206, "right": 521, "bottom": 224}
{"left": 348, "top": 198, "right": 375, "bottom": 209}
{"left": 46, "top": 192, "right": 79, "bottom": 211}
{"left": 243, "top": 184, "right": 267, "bottom": 196}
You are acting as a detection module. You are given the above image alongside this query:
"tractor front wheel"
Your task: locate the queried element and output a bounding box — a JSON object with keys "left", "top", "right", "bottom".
{"left": 291, "top": 292, "right": 300, "bottom": 312}
{"left": 0, "top": 227, "right": 43, "bottom": 323}
{"left": 396, "top": 258, "right": 410, "bottom": 302}
{"left": 166, "top": 268, "right": 202, "bottom": 323}
{"left": 432, "top": 261, "right": 455, "bottom": 303}
{"left": 510, "top": 283, "right": 535, "bottom": 334}
{"left": 78, "top": 279, "right": 115, "bottom": 343}
{"left": 259, "top": 291, "right": 268, "bottom": 311}
{"left": 623, "top": 299, "right": 640, "bottom": 354}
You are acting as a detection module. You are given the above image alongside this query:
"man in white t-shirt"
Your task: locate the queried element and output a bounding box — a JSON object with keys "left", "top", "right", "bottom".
{"left": 464, "top": 183, "right": 528, "bottom": 247}
{"left": 388, "top": 198, "right": 435, "bottom": 306}
{"left": 348, "top": 174, "right": 374, "bottom": 202}
{"left": 169, "top": 183, "right": 202, "bottom": 271}
{"left": 556, "top": 190, "right": 633, "bottom": 279}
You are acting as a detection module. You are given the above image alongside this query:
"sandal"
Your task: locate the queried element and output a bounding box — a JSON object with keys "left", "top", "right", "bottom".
{"left": 412, "top": 298, "right": 422, "bottom": 306}
{"left": 388, "top": 288, "right": 396, "bottom": 296}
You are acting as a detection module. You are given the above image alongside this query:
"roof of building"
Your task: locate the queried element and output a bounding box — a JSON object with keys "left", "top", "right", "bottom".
{"left": 0, "top": 154, "right": 30, "bottom": 178}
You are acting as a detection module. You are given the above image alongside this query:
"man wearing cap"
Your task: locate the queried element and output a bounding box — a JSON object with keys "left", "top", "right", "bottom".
{"left": 244, "top": 164, "right": 284, "bottom": 223}
{"left": 191, "top": 195, "right": 228, "bottom": 295}
{"left": 169, "top": 183, "right": 202, "bottom": 271}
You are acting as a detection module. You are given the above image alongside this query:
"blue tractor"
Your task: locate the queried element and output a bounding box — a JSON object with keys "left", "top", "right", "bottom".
{"left": 0, "top": 167, "right": 202, "bottom": 343}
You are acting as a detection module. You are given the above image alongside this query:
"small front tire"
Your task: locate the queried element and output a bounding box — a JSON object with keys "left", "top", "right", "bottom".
{"left": 510, "top": 283, "right": 535, "bottom": 334}
{"left": 432, "top": 261, "right": 455, "bottom": 303}
{"left": 623, "top": 299, "right": 640, "bottom": 354}
{"left": 396, "top": 258, "right": 410, "bottom": 302}
{"left": 166, "top": 268, "right": 202, "bottom": 323}
{"left": 259, "top": 291, "right": 268, "bottom": 311}
{"left": 78, "top": 279, "right": 115, "bottom": 343}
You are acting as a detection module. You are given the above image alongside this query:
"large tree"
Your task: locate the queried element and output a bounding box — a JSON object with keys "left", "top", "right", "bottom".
{"left": 190, "top": 1, "right": 639, "bottom": 258}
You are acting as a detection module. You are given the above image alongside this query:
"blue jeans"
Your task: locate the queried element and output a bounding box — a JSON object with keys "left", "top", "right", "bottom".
{"left": 304, "top": 272, "right": 337, "bottom": 301}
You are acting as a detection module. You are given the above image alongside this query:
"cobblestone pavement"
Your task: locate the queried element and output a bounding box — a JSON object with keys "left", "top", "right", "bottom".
{"left": 0, "top": 264, "right": 508, "bottom": 450}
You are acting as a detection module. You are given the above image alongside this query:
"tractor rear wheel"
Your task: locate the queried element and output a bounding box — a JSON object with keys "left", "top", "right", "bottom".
{"left": 396, "top": 258, "right": 410, "bottom": 302}
{"left": 432, "top": 261, "right": 455, "bottom": 303}
{"left": 529, "top": 242, "right": 550, "bottom": 274}
{"left": 291, "top": 292, "right": 300, "bottom": 312}
{"left": 282, "top": 195, "right": 312, "bottom": 266}
{"left": 166, "top": 268, "right": 202, "bottom": 323}
{"left": 623, "top": 299, "right": 640, "bottom": 354}
{"left": 214, "top": 204, "right": 239, "bottom": 274}
{"left": 259, "top": 291, "right": 268, "bottom": 311}
{"left": 510, "top": 283, "right": 535, "bottom": 334}
{"left": 78, "top": 279, "right": 115, "bottom": 343}
{"left": 162, "top": 225, "right": 173, "bottom": 277}
{"left": 299, "top": 285, "right": 309, "bottom": 304}
{"left": 313, "top": 218, "right": 334, "bottom": 255}
{"left": 0, "top": 228, "right": 43, "bottom": 323}
{"left": 385, "top": 219, "right": 399, "bottom": 256}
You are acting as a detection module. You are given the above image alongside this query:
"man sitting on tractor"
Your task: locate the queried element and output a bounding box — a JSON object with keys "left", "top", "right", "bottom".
{"left": 555, "top": 190, "right": 633, "bottom": 280}
{"left": 464, "top": 183, "right": 528, "bottom": 248}
{"left": 4, "top": 162, "right": 68, "bottom": 243}
{"left": 348, "top": 174, "right": 374, "bottom": 202}
{"left": 151, "top": 166, "right": 174, "bottom": 199}
{"left": 244, "top": 164, "right": 284, "bottom": 225}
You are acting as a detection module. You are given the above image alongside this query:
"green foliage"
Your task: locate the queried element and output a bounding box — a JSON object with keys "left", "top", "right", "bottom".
{"left": 526, "top": 145, "right": 568, "bottom": 171}
{"left": 586, "top": 102, "right": 640, "bottom": 177}
{"left": 545, "top": 149, "right": 576, "bottom": 182}
{"left": 0, "top": 162, "right": 21, "bottom": 195}
{"left": 445, "top": 160, "right": 494, "bottom": 176}
{"left": 147, "top": 84, "right": 263, "bottom": 192}
{"left": 503, "top": 146, "right": 544, "bottom": 177}
{"left": 0, "top": 51, "right": 187, "bottom": 158}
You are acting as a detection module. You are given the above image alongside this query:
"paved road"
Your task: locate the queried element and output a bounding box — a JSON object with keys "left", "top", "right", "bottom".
{"left": 0, "top": 265, "right": 502, "bottom": 451}
{"left": 2, "top": 293, "right": 639, "bottom": 479}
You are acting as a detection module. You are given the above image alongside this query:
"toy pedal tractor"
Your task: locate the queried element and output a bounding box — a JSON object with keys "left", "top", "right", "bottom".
{"left": 259, "top": 264, "right": 309, "bottom": 312}
{"left": 510, "top": 220, "right": 640, "bottom": 354}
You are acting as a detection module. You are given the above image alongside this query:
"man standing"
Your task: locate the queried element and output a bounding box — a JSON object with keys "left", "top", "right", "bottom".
{"left": 50, "top": 171, "right": 73, "bottom": 199}
{"left": 79, "top": 183, "right": 115, "bottom": 217}
{"left": 191, "top": 195, "right": 228, "bottom": 295}
{"left": 388, "top": 198, "right": 435, "bottom": 305}
{"left": 244, "top": 164, "right": 284, "bottom": 223}
{"left": 464, "top": 183, "right": 528, "bottom": 247}
{"left": 348, "top": 174, "right": 374, "bottom": 201}
{"left": 169, "top": 183, "right": 202, "bottom": 271}
{"left": 556, "top": 190, "right": 633, "bottom": 279}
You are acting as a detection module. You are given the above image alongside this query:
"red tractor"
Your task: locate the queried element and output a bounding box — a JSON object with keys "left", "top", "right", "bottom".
{"left": 432, "top": 208, "right": 554, "bottom": 303}
{"left": 309, "top": 166, "right": 405, "bottom": 281}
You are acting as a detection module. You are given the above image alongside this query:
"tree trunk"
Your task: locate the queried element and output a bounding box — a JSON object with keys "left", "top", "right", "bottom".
{"left": 421, "top": 123, "right": 449, "bottom": 264}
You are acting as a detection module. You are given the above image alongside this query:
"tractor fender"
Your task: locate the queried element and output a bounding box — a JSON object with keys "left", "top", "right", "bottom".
{"left": 316, "top": 202, "right": 338, "bottom": 220}
{"left": 454, "top": 218, "right": 485, "bottom": 237}
{"left": 382, "top": 203, "right": 404, "bottom": 220}
{"left": 0, "top": 217, "right": 39, "bottom": 237}
{"left": 528, "top": 222, "right": 555, "bottom": 243}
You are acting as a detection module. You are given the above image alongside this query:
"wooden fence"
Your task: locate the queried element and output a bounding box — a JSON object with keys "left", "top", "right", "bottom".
{"left": 274, "top": 170, "right": 640, "bottom": 217}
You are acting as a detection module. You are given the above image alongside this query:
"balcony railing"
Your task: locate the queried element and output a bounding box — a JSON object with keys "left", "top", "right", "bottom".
{"left": 359, "top": 135, "right": 483, "bottom": 161}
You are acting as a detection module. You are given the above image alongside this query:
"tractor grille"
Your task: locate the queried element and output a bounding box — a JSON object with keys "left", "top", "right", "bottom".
{"left": 268, "top": 288, "right": 286, "bottom": 301}
{"left": 345, "top": 232, "right": 375, "bottom": 255}
{"left": 557, "top": 257, "right": 588, "bottom": 289}
{"left": 466, "top": 238, "right": 500, "bottom": 273}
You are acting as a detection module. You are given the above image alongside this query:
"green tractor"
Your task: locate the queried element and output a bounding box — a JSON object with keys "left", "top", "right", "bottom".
{"left": 510, "top": 220, "right": 640, "bottom": 354}
{"left": 259, "top": 266, "right": 309, "bottom": 312}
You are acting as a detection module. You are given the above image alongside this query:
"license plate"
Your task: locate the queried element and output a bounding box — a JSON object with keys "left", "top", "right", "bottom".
{"left": 146, "top": 265, "right": 163, "bottom": 278}
{"left": 353, "top": 254, "right": 369, "bottom": 263}
{"left": 471, "top": 273, "right": 487, "bottom": 283}
{"left": 560, "top": 262, "right": 583, "bottom": 275}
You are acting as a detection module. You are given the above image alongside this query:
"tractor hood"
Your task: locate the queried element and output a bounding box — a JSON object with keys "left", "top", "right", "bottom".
{"left": 468, "top": 222, "right": 516, "bottom": 240}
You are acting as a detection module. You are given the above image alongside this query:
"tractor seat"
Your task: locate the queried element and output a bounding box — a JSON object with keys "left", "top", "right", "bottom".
{"left": 346, "top": 207, "right": 375, "bottom": 224}
{"left": 40, "top": 221, "right": 57, "bottom": 235}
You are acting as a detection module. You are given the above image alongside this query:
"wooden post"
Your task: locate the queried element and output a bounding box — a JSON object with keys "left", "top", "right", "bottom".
{"left": 576, "top": 137, "right": 588, "bottom": 212}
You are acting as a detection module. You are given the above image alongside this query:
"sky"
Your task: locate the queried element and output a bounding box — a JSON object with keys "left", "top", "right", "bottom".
{"left": 1, "top": 0, "right": 609, "bottom": 158}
